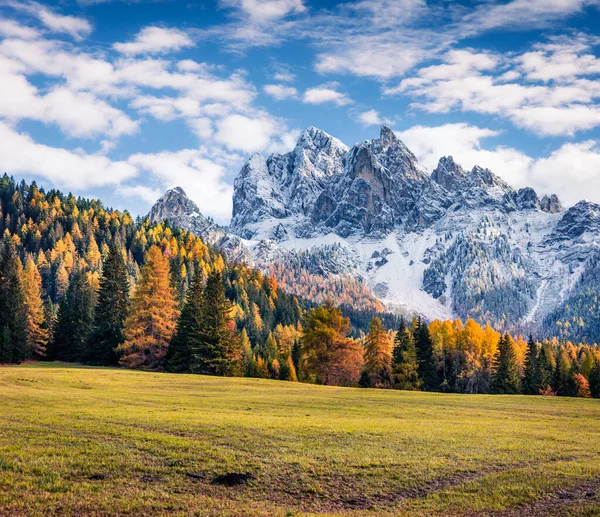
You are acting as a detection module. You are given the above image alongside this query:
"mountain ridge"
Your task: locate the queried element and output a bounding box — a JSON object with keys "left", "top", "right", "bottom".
{"left": 149, "top": 125, "right": 600, "bottom": 339}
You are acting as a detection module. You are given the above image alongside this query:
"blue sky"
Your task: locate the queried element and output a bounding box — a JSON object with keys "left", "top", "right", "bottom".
{"left": 0, "top": 0, "right": 599, "bottom": 223}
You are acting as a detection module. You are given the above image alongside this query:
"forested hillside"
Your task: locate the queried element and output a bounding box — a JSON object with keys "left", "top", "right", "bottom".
{"left": 1, "top": 176, "right": 599, "bottom": 398}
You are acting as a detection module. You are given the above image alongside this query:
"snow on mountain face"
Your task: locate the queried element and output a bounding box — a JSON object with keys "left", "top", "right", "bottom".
{"left": 150, "top": 125, "right": 600, "bottom": 335}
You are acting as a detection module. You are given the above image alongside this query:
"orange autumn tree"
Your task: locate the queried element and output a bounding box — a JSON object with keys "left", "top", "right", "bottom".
{"left": 361, "top": 317, "right": 393, "bottom": 388}
{"left": 118, "top": 245, "right": 178, "bottom": 369}
{"left": 301, "top": 301, "right": 363, "bottom": 386}
{"left": 21, "top": 256, "right": 48, "bottom": 358}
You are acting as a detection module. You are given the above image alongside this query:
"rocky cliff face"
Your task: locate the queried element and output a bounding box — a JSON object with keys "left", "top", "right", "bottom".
{"left": 149, "top": 125, "right": 600, "bottom": 337}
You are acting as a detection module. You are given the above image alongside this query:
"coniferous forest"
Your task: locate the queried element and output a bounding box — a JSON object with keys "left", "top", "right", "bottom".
{"left": 1, "top": 175, "right": 599, "bottom": 398}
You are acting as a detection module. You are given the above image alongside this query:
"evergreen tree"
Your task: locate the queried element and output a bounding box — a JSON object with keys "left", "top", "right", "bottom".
{"left": 190, "top": 271, "right": 243, "bottom": 376}
{"left": 118, "top": 246, "right": 178, "bottom": 369}
{"left": 414, "top": 318, "right": 438, "bottom": 391}
{"left": 552, "top": 349, "right": 575, "bottom": 397}
{"left": 589, "top": 361, "right": 600, "bottom": 398}
{"left": 0, "top": 243, "right": 28, "bottom": 363}
{"left": 21, "top": 256, "right": 48, "bottom": 359}
{"left": 391, "top": 318, "right": 421, "bottom": 390}
{"left": 166, "top": 268, "right": 204, "bottom": 373}
{"left": 84, "top": 247, "right": 129, "bottom": 365}
{"left": 47, "top": 268, "right": 95, "bottom": 362}
{"left": 538, "top": 342, "right": 555, "bottom": 391}
{"left": 523, "top": 335, "right": 541, "bottom": 395}
{"left": 489, "top": 334, "right": 521, "bottom": 394}
{"left": 362, "top": 317, "right": 393, "bottom": 388}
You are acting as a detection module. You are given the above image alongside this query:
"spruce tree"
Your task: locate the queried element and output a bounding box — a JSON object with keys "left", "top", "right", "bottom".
{"left": 47, "top": 268, "right": 95, "bottom": 362}
{"left": 0, "top": 243, "right": 28, "bottom": 363}
{"left": 190, "top": 271, "right": 243, "bottom": 376}
{"left": 552, "top": 349, "right": 575, "bottom": 397}
{"left": 490, "top": 334, "right": 521, "bottom": 394}
{"left": 166, "top": 268, "right": 204, "bottom": 373}
{"left": 538, "top": 342, "right": 555, "bottom": 391}
{"left": 391, "top": 318, "right": 421, "bottom": 390}
{"left": 21, "top": 256, "right": 48, "bottom": 359}
{"left": 414, "top": 318, "right": 438, "bottom": 391}
{"left": 523, "top": 335, "right": 541, "bottom": 395}
{"left": 84, "top": 247, "right": 129, "bottom": 365}
{"left": 589, "top": 361, "right": 600, "bottom": 398}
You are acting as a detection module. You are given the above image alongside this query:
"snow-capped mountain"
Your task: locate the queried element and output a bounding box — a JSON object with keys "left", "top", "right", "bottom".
{"left": 150, "top": 126, "right": 600, "bottom": 336}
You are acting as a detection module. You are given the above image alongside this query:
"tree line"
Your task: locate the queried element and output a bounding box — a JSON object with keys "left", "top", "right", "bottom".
{"left": 1, "top": 175, "right": 599, "bottom": 398}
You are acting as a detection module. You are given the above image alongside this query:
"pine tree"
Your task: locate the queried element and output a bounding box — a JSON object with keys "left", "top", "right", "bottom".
{"left": 362, "top": 317, "right": 393, "bottom": 388}
{"left": 118, "top": 246, "right": 178, "bottom": 369}
{"left": 391, "top": 318, "right": 421, "bottom": 390}
{"left": 190, "top": 271, "right": 243, "bottom": 376}
{"left": 490, "top": 334, "right": 521, "bottom": 394}
{"left": 84, "top": 247, "right": 129, "bottom": 365}
{"left": 21, "top": 256, "right": 48, "bottom": 359}
{"left": 47, "top": 268, "right": 95, "bottom": 362}
{"left": 166, "top": 268, "right": 203, "bottom": 373}
{"left": 414, "top": 318, "right": 438, "bottom": 391}
{"left": 0, "top": 242, "right": 28, "bottom": 363}
{"left": 523, "top": 335, "right": 541, "bottom": 395}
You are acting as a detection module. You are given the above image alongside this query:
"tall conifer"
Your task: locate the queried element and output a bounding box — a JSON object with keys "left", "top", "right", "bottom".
{"left": 118, "top": 246, "right": 178, "bottom": 369}
{"left": 414, "top": 318, "right": 438, "bottom": 391}
{"left": 490, "top": 334, "right": 521, "bottom": 394}
{"left": 0, "top": 243, "right": 28, "bottom": 363}
{"left": 523, "top": 335, "right": 541, "bottom": 395}
{"left": 84, "top": 247, "right": 129, "bottom": 365}
{"left": 391, "top": 318, "right": 421, "bottom": 390}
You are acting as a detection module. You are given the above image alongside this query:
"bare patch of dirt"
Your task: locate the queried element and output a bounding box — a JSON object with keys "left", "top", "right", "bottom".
{"left": 212, "top": 472, "right": 256, "bottom": 486}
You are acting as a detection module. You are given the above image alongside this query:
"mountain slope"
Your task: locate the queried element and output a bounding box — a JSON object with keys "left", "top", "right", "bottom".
{"left": 150, "top": 126, "right": 600, "bottom": 338}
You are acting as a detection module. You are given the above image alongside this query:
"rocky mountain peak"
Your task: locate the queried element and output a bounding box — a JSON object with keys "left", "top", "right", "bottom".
{"left": 432, "top": 156, "right": 467, "bottom": 190}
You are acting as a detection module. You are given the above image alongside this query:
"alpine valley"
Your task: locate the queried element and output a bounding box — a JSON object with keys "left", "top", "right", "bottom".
{"left": 150, "top": 126, "right": 600, "bottom": 341}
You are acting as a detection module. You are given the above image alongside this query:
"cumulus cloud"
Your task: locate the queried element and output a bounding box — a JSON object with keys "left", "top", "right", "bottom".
{"left": 263, "top": 83, "right": 298, "bottom": 100}
{"left": 113, "top": 26, "right": 194, "bottom": 55}
{"left": 390, "top": 44, "right": 600, "bottom": 137}
{"left": 0, "top": 121, "right": 137, "bottom": 188}
{"left": 221, "top": 0, "right": 306, "bottom": 22}
{"left": 214, "top": 114, "right": 279, "bottom": 152}
{"left": 0, "top": 19, "right": 38, "bottom": 39}
{"left": 303, "top": 84, "right": 351, "bottom": 106}
{"left": 6, "top": 1, "right": 92, "bottom": 40}
{"left": 396, "top": 123, "right": 600, "bottom": 207}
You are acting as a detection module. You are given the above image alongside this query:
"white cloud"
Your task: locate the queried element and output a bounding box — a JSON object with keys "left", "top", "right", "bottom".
{"left": 0, "top": 55, "right": 138, "bottom": 139}
{"left": 461, "top": 0, "right": 600, "bottom": 34}
{"left": 117, "top": 184, "right": 162, "bottom": 204}
{"left": 113, "top": 26, "right": 194, "bottom": 55}
{"left": 0, "top": 122, "right": 137, "bottom": 189}
{"left": 0, "top": 19, "right": 38, "bottom": 39}
{"left": 263, "top": 83, "right": 298, "bottom": 100}
{"left": 530, "top": 140, "right": 600, "bottom": 205}
{"left": 396, "top": 123, "right": 600, "bottom": 207}
{"left": 214, "top": 114, "right": 279, "bottom": 152}
{"left": 273, "top": 71, "right": 295, "bottom": 82}
{"left": 391, "top": 45, "right": 600, "bottom": 137}
{"left": 221, "top": 0, "right": 306, "bottom": 21}
{"left": 7, "top": 1, "right": 92, "bottom": 40}
{"left": 303, "top": 85, "right": 351, "bottom": 106}
{"left": 128, "top": 149, "right": 235, "bottom": 222}
{"left": 359, "top": 109, "right": 382, "bottom": 126}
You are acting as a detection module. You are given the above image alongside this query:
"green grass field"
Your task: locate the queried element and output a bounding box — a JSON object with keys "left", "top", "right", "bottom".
{"left": 1, "top": 364, "right": 599, "bottom": 516}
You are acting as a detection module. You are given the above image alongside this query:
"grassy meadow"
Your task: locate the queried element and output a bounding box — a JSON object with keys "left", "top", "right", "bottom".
{"left": 0, "top": 363, "right": 599, "bottom": 516}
